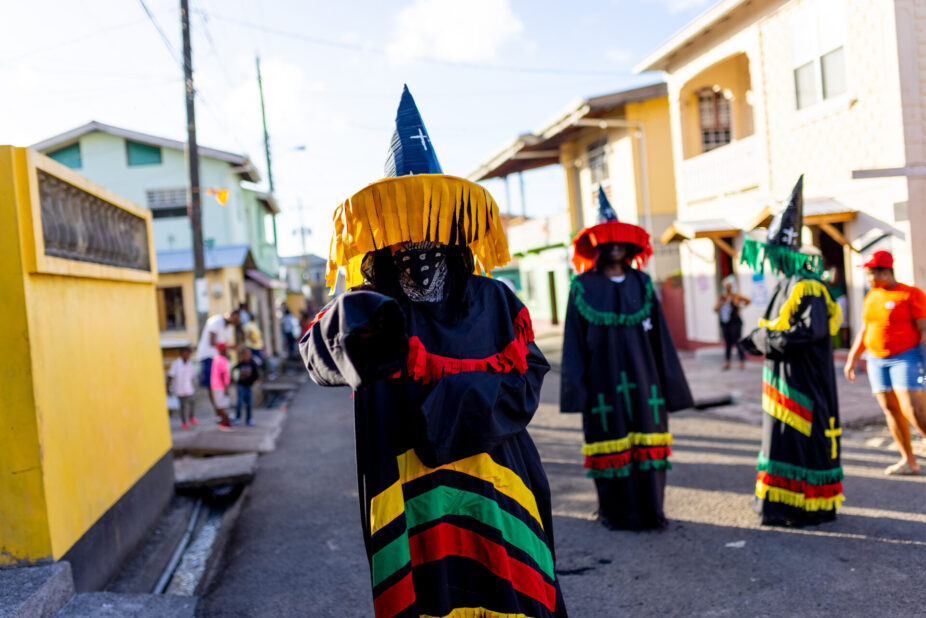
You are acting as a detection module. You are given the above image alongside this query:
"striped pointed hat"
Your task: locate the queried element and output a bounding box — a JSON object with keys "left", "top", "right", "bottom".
{"left": 325, "top": 85, "right": 509, "bottom": 290}
{"left": 571, "top": 185, "right": 652, "bottom": 273}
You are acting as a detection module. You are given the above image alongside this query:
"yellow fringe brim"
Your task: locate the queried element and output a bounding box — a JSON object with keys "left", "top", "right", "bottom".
{"left": 326, "top": 174, "right": 510, "bottom": 291}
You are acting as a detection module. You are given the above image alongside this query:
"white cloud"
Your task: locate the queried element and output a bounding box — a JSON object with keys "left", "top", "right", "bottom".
{"left": 657, "top": 0, "right": 714, "bottom": 14}
{"left": 386, "top": 0, "right": 524, "bottom": 64}
{"left": 605, "top": 47, "right": 633, "bottom": 68}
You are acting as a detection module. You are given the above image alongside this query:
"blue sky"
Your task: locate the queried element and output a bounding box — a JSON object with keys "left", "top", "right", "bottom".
{"left": 1, "top": 0, "right": 715, "bottom": 257}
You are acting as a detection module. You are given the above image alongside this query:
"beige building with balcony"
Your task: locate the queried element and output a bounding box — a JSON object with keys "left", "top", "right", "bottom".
{"left": 470, "top": 83, "right": 684, "bottom": 331}
{"left": 641, "top": 0, "right": 926, "bottom": 347}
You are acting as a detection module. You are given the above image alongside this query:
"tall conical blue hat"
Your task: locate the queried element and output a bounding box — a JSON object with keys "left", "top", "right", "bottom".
{"left": 596, "top": 184, "right": 618, "bottom": 223}
{"left": 384, "top": 85, "right": 443, "bottom": 177}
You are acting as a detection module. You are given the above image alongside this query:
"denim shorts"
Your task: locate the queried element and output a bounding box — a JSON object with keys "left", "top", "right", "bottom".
{"left": 866, "top": 345, "right": 926, "bottom": 393}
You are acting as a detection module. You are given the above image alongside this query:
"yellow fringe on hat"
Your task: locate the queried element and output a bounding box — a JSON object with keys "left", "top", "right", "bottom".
{"left": 326, "top": 174, "right": 511, "bottom": 290}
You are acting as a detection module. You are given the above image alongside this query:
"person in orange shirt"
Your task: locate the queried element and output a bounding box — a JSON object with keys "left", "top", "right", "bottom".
{"left": 845, "top": 250, "right": 926, "bottom": 475}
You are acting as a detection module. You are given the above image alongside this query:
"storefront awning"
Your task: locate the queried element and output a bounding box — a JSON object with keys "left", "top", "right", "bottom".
{"left": 749, "top": 199, "right": 858, "bottom": 248}
{"left": 661, "top": 219, "right": 741, "bottom": 257}
{"left": 245, "top": 269, "right": 286, "bottom": 289}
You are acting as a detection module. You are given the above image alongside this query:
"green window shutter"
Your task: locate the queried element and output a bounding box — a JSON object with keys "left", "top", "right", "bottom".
{"left": 47, "top": 143, "right": 82, "bottom": 169}
{"left": 126, "top": 140, "right": 163, "bottom": 166}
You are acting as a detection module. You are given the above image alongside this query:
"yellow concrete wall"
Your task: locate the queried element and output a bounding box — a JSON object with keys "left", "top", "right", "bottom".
{"left": 626, "top": 96, "right": 678, "bottom": 217}
{"left": 0, "top": 147, "right": 171, "bottom": 562}
{"left": 0, "top": 147, "right": 53, "bottom": 563}
{"left": 286, "top": 292, "right": 307, "bottom": 317}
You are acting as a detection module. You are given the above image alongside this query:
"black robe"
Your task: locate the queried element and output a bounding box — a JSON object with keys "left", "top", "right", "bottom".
{"left": 301, "top": 276, "right": 567, "bottom": 617}
{"left": 741, "top": 276, "right": 844, "bottom": 526}
{"left": 560, "top": 269, "right": 693, "bottom": 530}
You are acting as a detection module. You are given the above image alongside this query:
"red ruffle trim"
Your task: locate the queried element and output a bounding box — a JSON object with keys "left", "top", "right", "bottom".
{"left": 757, "top": 471, "right": 844, "bottom": 499}
{"left": 307, "top": 308, "right": 328, "bottom": 330}
{"left": 584, "top": 445, "right": 672, "bottom": 470}
{"left": 406, "top": 307, "right": 534, "bottom": 385}
{"left": 572, "top": 220, "right": 653, "bottom": 274}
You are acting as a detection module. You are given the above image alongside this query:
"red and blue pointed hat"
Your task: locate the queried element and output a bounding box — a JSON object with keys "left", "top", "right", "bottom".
{"left": 326, "top": 85, "right": 510, "bottom": 290}
{"left": 571, "top": 185, "right": 652, "bottom": 273}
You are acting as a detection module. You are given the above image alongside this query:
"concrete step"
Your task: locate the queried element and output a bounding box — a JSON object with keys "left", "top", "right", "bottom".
{"left": 0, "top": 562, "right": 74, "bottom": 618}
{"left": 171, "top": 410, "right": 285, "bottom": 457}
{"left": 55, "top": 592, "right": 195, "bottom": 617}
{"left": 174, "top": 453, "right": 258, "bottom": 490}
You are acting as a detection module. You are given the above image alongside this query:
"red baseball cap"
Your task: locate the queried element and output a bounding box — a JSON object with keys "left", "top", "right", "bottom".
{"left": 862, "top": 250, "right": 893, "bottom": 269}
{"left": 215, "top": 342, "right": 227, "bottom": 354}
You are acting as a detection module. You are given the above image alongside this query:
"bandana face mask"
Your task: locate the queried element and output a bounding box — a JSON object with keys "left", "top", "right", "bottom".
{"left": 393, "top": 241, "right": 448, "bottom": 302}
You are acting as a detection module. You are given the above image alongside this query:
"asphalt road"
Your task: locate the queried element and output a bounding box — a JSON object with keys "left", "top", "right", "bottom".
{"left": 200, "top": 371, "right": 926, "bottom": 617}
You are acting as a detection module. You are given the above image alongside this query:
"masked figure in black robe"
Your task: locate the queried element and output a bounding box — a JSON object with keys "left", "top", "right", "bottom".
{"left": 560, "top": 187, "right": 692, "bottom": 530}
{"left": 301, "top": 86, "right": 567, "bottom": 617}
{"left": 740, "top": 176, "right": 844, "bottom": 526}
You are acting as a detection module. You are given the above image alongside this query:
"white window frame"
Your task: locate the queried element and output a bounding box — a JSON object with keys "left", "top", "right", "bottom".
{"left": 789, "top": 0, "right": 849, "bottom": 116}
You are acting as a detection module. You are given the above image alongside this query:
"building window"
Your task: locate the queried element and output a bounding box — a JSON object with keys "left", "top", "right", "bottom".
{"left": 790, "top": 0, "right": 847, "bottom": 110}
{"left": 47, "top": 143, "right": 82, "bottom": 169}
{"left": 586, "top": 137, "right": 609, "bottom": 186}
{"left": 698, "top": 88, "right": 732, "bottom": 152}
{"left": 158, "top": 286, "right": 186, "bottom": 330}
{"left": 146, "top": 188, "right": 188, "bottom": 219}
{"left": 126, "top": 140, "right": 163, "bottom": 166}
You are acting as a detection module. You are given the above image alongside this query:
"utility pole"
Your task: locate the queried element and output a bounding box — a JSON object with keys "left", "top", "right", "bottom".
{"left": 256, "top": 55, "right": 279, "bottom": 247}
{"left": 181, "top": 0, "right": 207, "bottom": 333}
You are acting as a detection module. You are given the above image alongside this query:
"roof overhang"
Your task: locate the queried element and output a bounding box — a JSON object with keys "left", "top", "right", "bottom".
{"left": 662, "top": 219, "right": 741, "bottom": 257}
{"left": 748, "top": 199, "right": 858, "bottom": 248}
{"left": 245, "top": 269, "right": 286, "bottom": 288}
{"left": 636, "top": 0, "right": 750, "bottom": 73}
{"left": 252, "top": 190, "right": 280, "bottom": 215}
{"left": 661, "top": 219, "right": 740, "bottom": 244}
{"left": 468, "top": 82, "right": 667, "bottom": 181}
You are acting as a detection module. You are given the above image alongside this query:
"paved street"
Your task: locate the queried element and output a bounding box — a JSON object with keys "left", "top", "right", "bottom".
{"left": 200, "top": 363, "right": 926, "bottom": 617}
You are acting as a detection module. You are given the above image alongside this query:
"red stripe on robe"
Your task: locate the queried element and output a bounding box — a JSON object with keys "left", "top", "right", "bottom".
{"left": 408, "top": 522, "right": 557, "bottom": 612}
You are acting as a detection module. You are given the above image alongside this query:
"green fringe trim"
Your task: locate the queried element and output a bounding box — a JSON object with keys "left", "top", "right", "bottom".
{"left": 757, "top": 452, "right": 843, "bottom": 485}
{"left": 740, "top": 238, "right": 823, "bottom": 279}
{"left": 586, "top": 459, "right": 671, "bottom": 478}
{"left": 571, "top": 276, "right": 654, "bottom": 327}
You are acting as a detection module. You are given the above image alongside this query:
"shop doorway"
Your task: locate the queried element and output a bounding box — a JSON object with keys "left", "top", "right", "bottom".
{"left": 813, "top": 223, "right": 850, "bottom": 349}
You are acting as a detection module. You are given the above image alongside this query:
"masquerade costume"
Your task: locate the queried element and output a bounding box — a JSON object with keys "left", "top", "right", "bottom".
{"left": 301, "top": 86, "right": 567, "bottom": 617}
{"left": 560, "top": 188, "right": 692, "bottom": 530}
{"left": 740, "top": 176, "right": 844, "bottom": 526}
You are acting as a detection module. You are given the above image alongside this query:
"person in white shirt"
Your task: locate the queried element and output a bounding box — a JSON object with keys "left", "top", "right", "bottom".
{"left": 167, "top": 346, "right": 198, "bottom": 429}
{"left": 196, "top": 310, "right": 241, "bottom": 407}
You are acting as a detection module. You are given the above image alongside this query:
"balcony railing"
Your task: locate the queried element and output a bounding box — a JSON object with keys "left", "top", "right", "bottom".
{"left": 681, "top": 135, "right": 761, "bottom": 204}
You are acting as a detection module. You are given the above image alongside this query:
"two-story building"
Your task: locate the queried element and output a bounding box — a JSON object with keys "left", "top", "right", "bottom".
{"left": 470, "top": 83, "right": 684, "bottom": 337}
{"left": 32, "top": 121, "right": 284, "bottom": 357}
{"left": 641, "top": 0, "right": 926, "bottom": 348}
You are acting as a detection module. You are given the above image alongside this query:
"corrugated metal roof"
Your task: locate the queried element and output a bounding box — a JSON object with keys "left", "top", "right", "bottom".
{"left": 156, "top": 244, "right": 251, "bottom": 273}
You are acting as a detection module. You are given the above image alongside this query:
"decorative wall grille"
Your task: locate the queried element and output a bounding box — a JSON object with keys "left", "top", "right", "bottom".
{"left": 38, "top": 170, "right": 151, "bottom": 271}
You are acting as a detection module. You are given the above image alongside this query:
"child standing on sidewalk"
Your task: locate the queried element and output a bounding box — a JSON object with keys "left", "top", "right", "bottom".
{"left": 210, "top": 343, "right": 234, "bottom": 430}
{"left": 167, "top": 345, "right": 199, "bottom": 429}
{"left": 234, "top": 347, "right": 261, "bottom": 426}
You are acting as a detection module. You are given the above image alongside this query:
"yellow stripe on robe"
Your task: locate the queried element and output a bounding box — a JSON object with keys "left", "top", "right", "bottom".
{"left": 422, "top": 608, "right": 533, "bottom": 618}
{"left": 581, "top": 432, "right": 673, "bottom": 456}
{"left": 369, "top": 449, "right": 544, "bottom": 537}
{"left": 755, "top": 481, "right": 844, "bottom": 512}
{"left": 762, "top": 394, "right": 813, "bottom": 437}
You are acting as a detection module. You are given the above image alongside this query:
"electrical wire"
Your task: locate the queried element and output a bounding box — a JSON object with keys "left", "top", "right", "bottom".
{"left": 136, "top": 0, "right": 184, "bottom": 68}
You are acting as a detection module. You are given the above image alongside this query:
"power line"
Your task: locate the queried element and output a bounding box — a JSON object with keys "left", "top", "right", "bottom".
{"left": 203, "top": 11, "right": 622, "bottom": 77}
{"left": 137, "top": 0, "right": 183, "bottom": 68}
